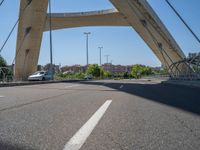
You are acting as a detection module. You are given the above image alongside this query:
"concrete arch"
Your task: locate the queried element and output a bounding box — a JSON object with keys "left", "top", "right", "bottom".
{"left": 44, "top": 9, "right": 129, "bottom": 31}
{"left": 15, "top": 0, "right": 185, "bottom": 80}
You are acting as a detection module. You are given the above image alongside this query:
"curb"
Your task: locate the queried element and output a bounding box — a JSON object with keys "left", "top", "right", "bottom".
{"left": 161, "top": 80, "right": 200, "bottom": 88}
{"left": 0, "top": 80, "right": 83, "bottom": 88}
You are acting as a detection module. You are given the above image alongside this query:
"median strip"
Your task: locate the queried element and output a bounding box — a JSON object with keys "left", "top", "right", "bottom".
{"left": 63, "top": 100, "right": 112, "bottom": 150}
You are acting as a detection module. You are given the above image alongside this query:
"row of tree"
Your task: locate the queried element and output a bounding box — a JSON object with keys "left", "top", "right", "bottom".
{"left": 0, "top": 54, "right": 166, "bottom": 81}
{"left": 55, "top": 64, "right": 163, "bottom": 80}
{"left": 87, "top": 64, "right": 155, "bottom": 79}
{"left": 54, "top": 64, "right": 112, "bottom": 80}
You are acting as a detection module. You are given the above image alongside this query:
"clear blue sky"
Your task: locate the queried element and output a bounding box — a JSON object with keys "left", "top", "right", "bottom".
{"left": 0, "top": 0, "right": 200, "bottom": 67}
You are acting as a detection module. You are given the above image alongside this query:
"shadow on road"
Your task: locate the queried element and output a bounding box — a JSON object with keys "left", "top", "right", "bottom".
{"left": 0, "top": 141, "right": 36, "bottom": 150}
{"left": 80, "top": 81, "right": 200, "bottom": 115}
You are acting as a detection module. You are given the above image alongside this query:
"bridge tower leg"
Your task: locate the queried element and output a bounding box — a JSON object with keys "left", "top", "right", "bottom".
{"left": 109, "top": 0, "right": 186, "bottom": 72}
{"left": 14, "top": 0, "right": 48, "bottom": 80}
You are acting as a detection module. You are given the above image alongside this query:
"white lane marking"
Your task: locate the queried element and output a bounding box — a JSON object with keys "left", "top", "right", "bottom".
{"left": 119, "top": 85, "right": 124, "bottom": 89}
{"left": 0, "top": 95, "right": 5, "bottom": 98}
{"left": 63, "top": 100, "right": 112, "bottom": 150}
{"left": 65, "top": 85, "right": 80, "bottom": 89}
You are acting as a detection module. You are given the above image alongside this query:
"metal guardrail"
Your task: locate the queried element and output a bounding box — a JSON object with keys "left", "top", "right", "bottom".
{"left": 168, "top": 54, "right": 200, "bottom": 80}
{"left": 142, "top": 74, "right": 170, "bottom": 80}
{"left": 0, "top": 67, "right": 13, "bottom": 82}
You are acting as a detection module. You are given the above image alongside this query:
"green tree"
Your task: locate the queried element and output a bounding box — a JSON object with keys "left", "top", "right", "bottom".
{"left": 123, "top": 72, "right": 129, "bottom": 79}
{"left": 131, "top": 64, "right": 153, "bottom": 79}
{"left": 86, "top": 64, "right": 101, "bottom": 77}
{"left": 153, "top": 68, "right": 168, "bottom": 75}
{"left": 0, "top": 55, "right": 7, "bottom": 67}
{"left": 142, "top": 66, "right": 153, "bottom": 76}
{"left": 0, "top": 55, "right": 12, "bottom": 81}
{"left": 103, "top": 71, "right": 111, "bottom": 78}
{"left": 74, "top": 72, "right": 85, "bottom": 79}
{"left": 100, "top": 67, "right": 104, "bottom": 79}
{"left": 131, "top": 64, "right": 143, "bottom": 79}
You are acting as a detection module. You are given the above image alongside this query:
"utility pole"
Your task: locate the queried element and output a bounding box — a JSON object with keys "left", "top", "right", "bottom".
{"left": 84, "top": 32, "right": 91, "bottom": 66}
{"left": 98, "top": 46, "right": 103, "bottom": 66}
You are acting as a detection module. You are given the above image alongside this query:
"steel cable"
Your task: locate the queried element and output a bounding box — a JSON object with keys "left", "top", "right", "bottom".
{"left": 0, "top": 0, "right": 5, "bottom": 7}
{"left": 0, "top": 1, "right": 32, "bottom": 54}
{"left": 165, "top": 0, "right": 200, "bottom": 45}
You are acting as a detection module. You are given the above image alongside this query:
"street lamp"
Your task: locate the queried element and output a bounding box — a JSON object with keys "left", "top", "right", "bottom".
{"left": 84, "top": 32, "right": 91, "bottom": 66}
{"left": 98, "top": 46, "right": 103, "bottom": 66}
{"left": 49, "top": 0, "right": 53, "bottom": 80}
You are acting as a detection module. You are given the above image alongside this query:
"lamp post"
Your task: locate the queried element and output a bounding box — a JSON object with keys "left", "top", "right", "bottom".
{"left": 98, "top": 46, "right": 103, "bottom": 79}
{"left": 49, "top": 0, "right": 53, "bottom": 80}
{"left": 98, "top": 46, "right": 103, "bottom": 66}
{"left": 84, "top": 32, "right": 91, "bottom": 66}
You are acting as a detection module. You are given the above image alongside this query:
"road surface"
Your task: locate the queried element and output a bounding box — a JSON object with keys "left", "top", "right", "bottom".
{"left": 0, "top": 79, "right": 200, "bottom": 150}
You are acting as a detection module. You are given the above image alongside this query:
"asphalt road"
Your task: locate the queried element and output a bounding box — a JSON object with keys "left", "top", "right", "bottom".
{"left": 0, "top": 79, "right": 199, "bottom": 150}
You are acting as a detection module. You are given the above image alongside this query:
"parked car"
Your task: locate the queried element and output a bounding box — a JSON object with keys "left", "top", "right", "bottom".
{"left": 28, "top": 71, "right": 52, "bottom": 81}
{"left": 84, "top": 74, "right": 93, "bottom": 80}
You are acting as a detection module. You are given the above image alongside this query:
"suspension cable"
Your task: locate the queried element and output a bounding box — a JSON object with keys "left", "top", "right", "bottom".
{"left": 165, "top": 0, "right": 200, "bottom": 45}
{"left": 0, "top": 1, "right": 32, "bottom": 54}
{"left": 0, "top": 19, "right": 19, "bottom": 53}
{"left": 0, "top": 0, "right": 5, "bottom": 7}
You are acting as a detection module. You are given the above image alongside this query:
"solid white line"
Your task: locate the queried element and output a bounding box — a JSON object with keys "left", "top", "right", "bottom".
{"left": 63, "top": 100, "right": 112, "bottom": 150}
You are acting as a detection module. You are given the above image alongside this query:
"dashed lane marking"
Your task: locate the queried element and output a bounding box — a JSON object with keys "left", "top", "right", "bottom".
{"left": 65, "top": 85, "right": 80, "bottom": 89}
{"left": 63, "top": 100, "right": 112, "bottom": 150}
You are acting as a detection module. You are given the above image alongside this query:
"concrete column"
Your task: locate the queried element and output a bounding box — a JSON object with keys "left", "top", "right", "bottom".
{"left": 15, "top": 0, "right": 48, "bottom": 80}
